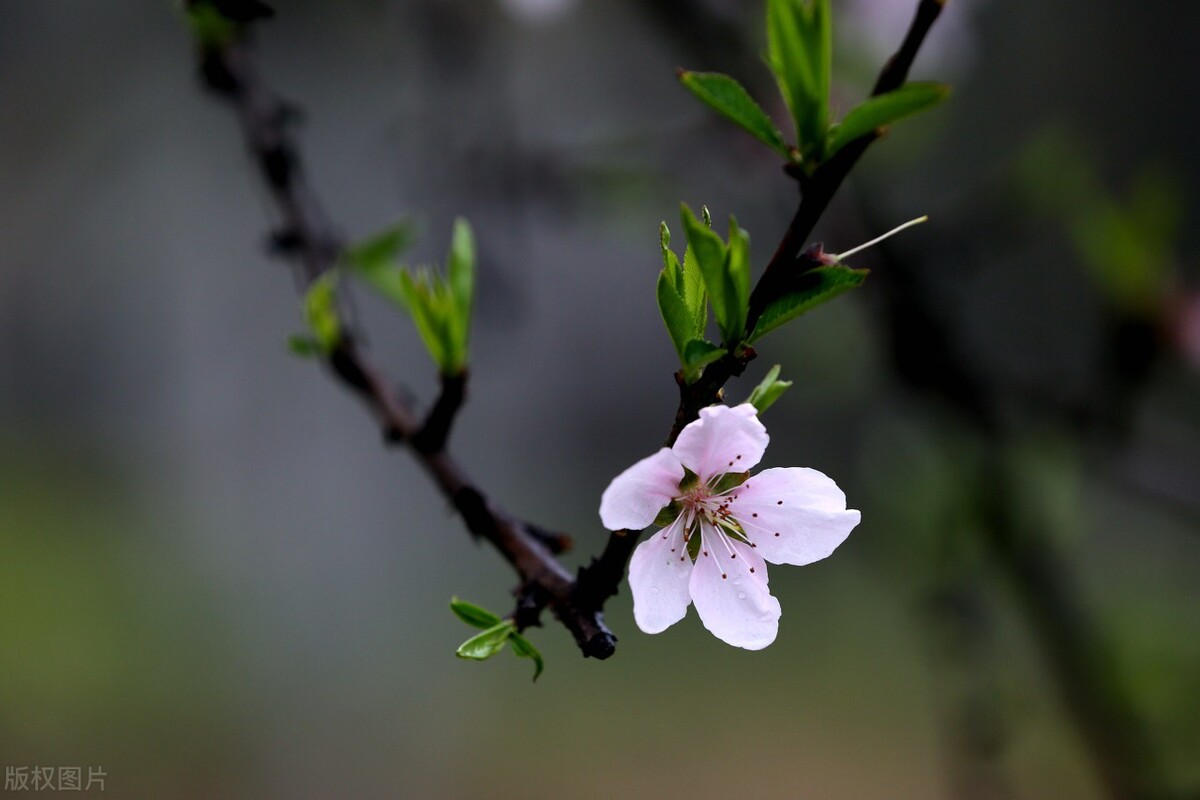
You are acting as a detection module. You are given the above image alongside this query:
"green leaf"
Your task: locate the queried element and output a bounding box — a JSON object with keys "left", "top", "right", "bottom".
{"left": 678, "top": 71, "right": 791, "bottom": 158}
{"left": 450, "top": 597, "right": 503, "bottom": 630}
{"left": 344, "top": 221, "right": 416, "bottom": 274}
{"left": 826, "top": 82, "right": 950, "bottom": 158}
{"left": 766, "top": 0, "right": 832, "bottom": 162}
{"left": 455, "top": 621, "right": 515, "bottom": 661}
{"left": 745, "top": 364, "right": 793, "bottom": 414}
{"left": 657, "top": 270, "right": 698, "bottom": 365}
{"left": 444, "top": 218, "right": 475, "bottom": 373}
{"left": 186, "top": 3, "right": 238, "bottom": 48}
{"left": 286, "top": 334, "right": 323, "bottom": 359}
{"left": 683, "top": 339, "right": 726, "bottom": 376}
{"left": 396, "top": 268, "right": 451, "bottom": 371}
{"left": 748, "top": 264, "right": 867, "bottom": 342}
{"left": 682, "top": 205, "right": 748, "bottom": 346}
{"left": 723, "top": 217, "right": 752, "bottom": 343}
{"left": 509, "top": 633, "right": 545, "bottom": 682}
{"left": 302, "top": 272, "right": 341, "bottom": 353}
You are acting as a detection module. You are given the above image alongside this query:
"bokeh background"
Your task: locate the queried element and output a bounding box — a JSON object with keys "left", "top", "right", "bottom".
{"left": 2, "top": 1, "right": 1198, "bottom": 798}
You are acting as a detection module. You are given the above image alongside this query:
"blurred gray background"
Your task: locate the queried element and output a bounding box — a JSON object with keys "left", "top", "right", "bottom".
{"left": 2, "top": 1, "right": 1198, "bottom": 798}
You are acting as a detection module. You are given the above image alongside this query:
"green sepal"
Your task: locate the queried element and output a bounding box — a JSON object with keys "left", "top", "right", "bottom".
{"left": 826, "top": 82, "right": 950, "bottom": 158}
{"left": 450, "top": 597, "right": 503, "bottom": 630}
{"left": 302, "top": 271, "right": 341, "bottom": 354}
{"left": 745, "top": 364, "right": 793, "bottom": 414}
{"left": 711, "top": 471, "right": 750, "bottom": 495}
{"left": 653, "top": 502, "right": 683, "bottom": 528}
{"left": 455, "top": 621, "right": 515, "bottom": 660}
{"left": 686, "top": 531, "right": 702, "bottom": 561}
{"left": 678, "top": 70, "right": 791, "bottom": 158}
{"left": 766, "top": 0, "right": 832, "bottom": 163}
{"left": 747, "top": 264, "right": 867, "bottom": 342}
{"left": 509, "top": 633, "right": 545, "bottom": 682}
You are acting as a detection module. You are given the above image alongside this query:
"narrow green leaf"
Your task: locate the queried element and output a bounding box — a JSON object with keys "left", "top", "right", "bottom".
{"left": 445, "top": 218, "right": 475, "bottom": 373}
{"left": 286, "top": 334, "right": 323, "bottom": 359}
{"left": 397, "top": 269, "right": 452, "bottom": 371}
{"left": 682, "top": 204, "right": 738, "bottom": 344}
{"left": 186, "top": 3, "right": 238, "bottom": 48}
{"left": 826, "top": 82, "right": 950, "bottom": 157}
{"left": 724, "top": 217, "right": 751, "bottom": 343}
{"left": 745, "top": 364, "right": 793, "bottom": 414}
{"left": 509, "top": 633, "right": 545, "bottom": 682}
{"left": 456, "top": 621, "right": 515, "bottom": 660}
{"left": 302, "top": 272, "right": 341, "bottom": 353}
{"left": 748, "top": 265, "right": 867, "bottom": 342}
{"left": 450, "top": 597, "right": 503, "bottom": 630}
{"left": 680, "top": 243, "right": 708, "bottom": 334}
{"left": 813, "top": 0, "right": 832, "bottom": 155}
{"left": 657, "top": 271, "right": 697, "bottom": 364}
{"left": 344, "top": 221, "right": 416, "bottom": 274}
{"left": 678, "top": 71, "right": 791, "bottom": 158}
{"left": 767, "top": 0, "right": 832, "bottom": 161}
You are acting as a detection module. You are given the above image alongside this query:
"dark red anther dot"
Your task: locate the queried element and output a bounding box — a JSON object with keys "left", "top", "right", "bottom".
{"left": 777, "top": 500, "right": 783, "bottom": 505}
{"left": 730, "top": 553, "right": 737, "bottom": 559}
{"left": 749, "top": 567, "right": 755, "bottom": 573}
{"left": 721, "top": 573, "right": 728, "bottom": 579}
{"left": 774, "top": 532, "right": 780, "bottom": 537}
{"left": 752, "top": 513, "right": 758, "bottom": 518}
{"left": 736, "top": 455, "right": 742, "bottom": 460}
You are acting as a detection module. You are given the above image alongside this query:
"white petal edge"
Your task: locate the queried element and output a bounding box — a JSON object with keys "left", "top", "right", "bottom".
{"left": 627, "top": 515, "right": 694, "bottom": 634}
{"left": 599, "top": 447, "right": 684, "bottom": 531}
{"left": 689, "top": 523, "right": 780, "bottom": 650}
{"left": 672, "top": 403, "right": 769, "bottom": 482}
{"left": 727, "top": 466, "right": 861, "bottom": 566}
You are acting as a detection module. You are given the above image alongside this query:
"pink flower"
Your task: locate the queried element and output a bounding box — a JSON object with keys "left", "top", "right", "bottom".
{"left": 599, "top": 404, "right": 860, "bottom": 650}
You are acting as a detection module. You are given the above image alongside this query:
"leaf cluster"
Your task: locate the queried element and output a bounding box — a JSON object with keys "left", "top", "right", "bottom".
{"left": 450, "top": 598, "right": 544, "bottom": 681}
{"left": 679, "top": 0, "right": 947, "bottom": 172}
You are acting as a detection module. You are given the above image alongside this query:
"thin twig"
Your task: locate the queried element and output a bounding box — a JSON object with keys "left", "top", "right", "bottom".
{"left": 192, "top": 15, "right": 616, "bottom": 658}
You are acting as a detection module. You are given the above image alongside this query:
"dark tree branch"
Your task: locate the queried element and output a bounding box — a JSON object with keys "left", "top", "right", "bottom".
{"left": 412, "top": 372, "right": 467, "bottom": 454}
{"left": 190, "top": 13, "right": 617, "bottom": 658}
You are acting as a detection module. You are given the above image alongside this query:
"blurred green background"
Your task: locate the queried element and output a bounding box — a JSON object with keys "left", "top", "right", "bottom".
{"left": 1, "top": 1, "right": 1198, "bottom": 798}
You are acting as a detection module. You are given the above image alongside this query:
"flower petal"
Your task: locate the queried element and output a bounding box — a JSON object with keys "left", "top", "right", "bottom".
{"left": 627, "top": 515, "right": 694, "bottom": 634}
{"left": 727, "top": 467, "right": 860, "bottom": 566}
{"left": 599, "top": 447, "right": 685, "bottom": 531}
{"left": 689, "top": 523, "right": 780, "bottom": 650}
{"left": 672, "top": 403, "right": 769, "bottom": 482}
